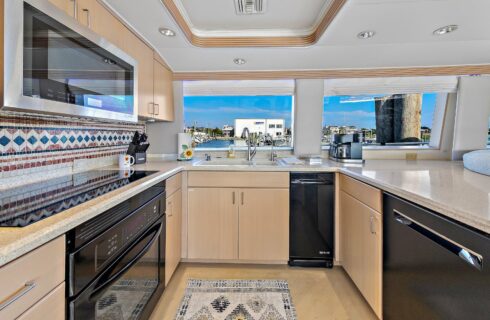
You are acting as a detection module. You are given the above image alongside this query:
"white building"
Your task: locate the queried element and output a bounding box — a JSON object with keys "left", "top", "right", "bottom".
{"left": 234, "top": 119, "right": 285, "bottom": 138}
{"left": 222, "top": 125, "right": 234, "bottom": 137}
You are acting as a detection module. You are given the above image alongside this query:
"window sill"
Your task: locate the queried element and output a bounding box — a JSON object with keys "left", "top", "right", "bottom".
{"left": 194, "top": 146, "right": 293, "bottom": 152}
{"left": 321, "top": 145, "right": 438, "bottom": 151}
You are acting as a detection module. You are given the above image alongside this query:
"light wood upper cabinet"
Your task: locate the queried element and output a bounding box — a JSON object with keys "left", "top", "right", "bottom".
{"left": 122, "top": 30, "right": 154, "bottom": 118}
{"left": 187, "top": 188, "right": 239, "bottom": 260}
{"left": 49, "top": 0, "right": 75, "bottom": 17}
{"left": 165, "top": 188, "right": 182, "bottom": 286}
{"left": 76, "top": 0, "right": 125, "bottom": 49}
{"left": 340, "top": 175, "right": 382, "bottom": 319}
{"left": 153, "top": 60, "right": 174, "bottom": 121}
{"left": 238, "top": 188, "right": 289, "bottom": 261}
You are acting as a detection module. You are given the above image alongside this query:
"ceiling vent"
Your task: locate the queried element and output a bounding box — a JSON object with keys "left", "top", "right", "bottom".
{"left": 235, "top": 0, "right": 266, "bottom": 15}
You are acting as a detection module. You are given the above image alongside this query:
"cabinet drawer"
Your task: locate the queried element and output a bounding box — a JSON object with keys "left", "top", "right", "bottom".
{"left": 188, "top": 171, "right": 289, "bottom": 188}
{"left": 0, "top": 236, "right": 65, "bottom": 319}
{"left": 17, "top": 283, "right": 65, "bottom": 320}
{"left": 166, "top": 173, "right": 182, "bottom": 197}
{"left": 340, "top": 174, "right": 382, "bottom": 213}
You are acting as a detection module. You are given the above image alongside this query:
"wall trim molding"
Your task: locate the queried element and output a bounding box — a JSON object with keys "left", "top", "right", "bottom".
{"left": 161, "top": 0, "right": 347, "bottom": 47}
{"left": 173, "top": 65, "right": 490, "bottom": 80}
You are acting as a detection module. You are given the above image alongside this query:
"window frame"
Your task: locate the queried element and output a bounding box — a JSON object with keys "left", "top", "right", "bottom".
{"left": 320, "top": 92, "right": 451, "bottom": 151}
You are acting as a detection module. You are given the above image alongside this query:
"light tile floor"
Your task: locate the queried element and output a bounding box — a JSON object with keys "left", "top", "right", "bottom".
{"left": 150, "top": 263, "right": 378, "bottom": 320}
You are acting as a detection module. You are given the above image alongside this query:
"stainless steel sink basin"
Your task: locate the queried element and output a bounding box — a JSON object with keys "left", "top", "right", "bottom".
{"left": 193, "top": 159, "right": 278, "bottom": 166}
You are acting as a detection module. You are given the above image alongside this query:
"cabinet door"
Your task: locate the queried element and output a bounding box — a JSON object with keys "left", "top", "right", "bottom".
{"left": 49, "top": 0, "right": 75, "bottom": 17}
{"left": 153, "top": 60, "right": 174, "bottom": 121}
{"left": 238, "top": 188, "right": 289, "bottom": 261}
{"left": 165, "top": 189, "right": 182, "bottom": 286}
{"left": 188, "top": 188, "right": 239, "bottom": 260}
{"left": 340, "top": 190, "right": 382, "bottom": 318}
{"left": 17, "top": 283, "right": 65, "bottom": 320}
{"left": 122, "top": 31, "right": 155, "bottom": 118}
{"left": 85, "top": 1, "right": 125, "bottom": 48}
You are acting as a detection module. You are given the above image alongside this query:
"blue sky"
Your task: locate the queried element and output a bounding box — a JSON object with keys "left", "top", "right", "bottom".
{"left": 184, "top": 96, "right": 293, "bottom": 128}
{"left": 183, "top": 93, "right": 437, "bottom": 129}
{"left": 323, "top": 93, "right": 437, "bottom": 129}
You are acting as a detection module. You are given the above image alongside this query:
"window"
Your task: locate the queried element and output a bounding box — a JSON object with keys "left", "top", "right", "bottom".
{"left": 322, "top": 93, "right": 446, "bottom": 147}
{"left": 184, "top": 95, "right": 294, "bottom": 149}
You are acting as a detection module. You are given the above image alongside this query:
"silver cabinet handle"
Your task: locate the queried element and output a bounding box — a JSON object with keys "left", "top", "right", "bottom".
{"left": 0, "top": 282, "right": 36, "bottom": 311}
{"left": 241, "top": 192, "right": 244, "bottom": 205}
{"left": 393, "top": 209, "right": 483, "bottom": 271}
{"left": 370, "top": 215, "right": 376, "bottom": 234}
{"left": 167, "top": 201, "right": 173, "bottom": 217}
{"left": 154, "top": 104, "right": 160, "bottom": 116}
{"left": 71, "top": 0, "right": 78, "bottom": 19}
{"left": 148, "top": 103, "right": 154, "bottom": 115}
{"left": 232, "top": 191, "right": 235, "bottom": 205}
{"left": 82, "top": 8, "right": 91, "bottom": 28}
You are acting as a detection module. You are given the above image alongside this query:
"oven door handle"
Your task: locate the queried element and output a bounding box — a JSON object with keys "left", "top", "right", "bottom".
{"left": 90, "top": 221, "right": 163, "bottom": 300}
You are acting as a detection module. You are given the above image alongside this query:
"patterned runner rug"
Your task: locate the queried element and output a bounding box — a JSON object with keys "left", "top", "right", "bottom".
{"left": 175, "top": 279, "right": 297, "bottom": 320}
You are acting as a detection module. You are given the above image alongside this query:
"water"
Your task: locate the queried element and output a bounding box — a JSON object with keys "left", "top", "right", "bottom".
{"left": 196, "top": 140, "right": 235, "bottom": 149}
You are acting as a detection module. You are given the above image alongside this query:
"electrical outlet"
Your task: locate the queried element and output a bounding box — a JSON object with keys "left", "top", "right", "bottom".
{"left": 406, "top": 153, "right": 418, "bottom": 161}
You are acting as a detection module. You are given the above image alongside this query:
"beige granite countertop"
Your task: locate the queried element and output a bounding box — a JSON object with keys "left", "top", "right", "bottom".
{"left": 1, "top": 159, "right": 489, "bottom": 267}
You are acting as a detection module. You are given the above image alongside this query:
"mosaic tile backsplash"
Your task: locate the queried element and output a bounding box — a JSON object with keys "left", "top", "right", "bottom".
{"left": 0, "top": 111, "right": 145, "bottom": 180}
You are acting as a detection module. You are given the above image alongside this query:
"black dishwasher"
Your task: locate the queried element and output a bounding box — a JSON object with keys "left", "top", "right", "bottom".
{"left": 384, "top": 193, "right": 490, "bottom": 320}
{"left": 289, "top": 172, "right": 335, "bottom": 268}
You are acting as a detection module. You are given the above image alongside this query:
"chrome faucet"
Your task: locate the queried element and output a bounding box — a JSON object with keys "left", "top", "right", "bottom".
{"left": 270, "top": 138, "right": 277, "bottom": 162}
{"left": 241, "top": 127, "right": 257, "bottom": 161}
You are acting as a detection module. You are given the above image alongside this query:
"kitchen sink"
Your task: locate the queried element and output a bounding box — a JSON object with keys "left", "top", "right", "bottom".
{"left": 193, "top": 159, "right": 278, "bottom": 166}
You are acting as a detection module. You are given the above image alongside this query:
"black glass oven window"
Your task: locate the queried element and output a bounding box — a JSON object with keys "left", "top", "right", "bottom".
{"left": 23, "top": 3, "right": 134, "bottom": 115}
{"left": 95, "top": 234, "right": 159, "bottom": 319}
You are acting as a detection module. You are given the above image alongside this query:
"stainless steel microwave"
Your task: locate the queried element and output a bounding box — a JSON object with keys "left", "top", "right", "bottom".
{"left": 3, "top": 0, "right": 138, "bottom": 122}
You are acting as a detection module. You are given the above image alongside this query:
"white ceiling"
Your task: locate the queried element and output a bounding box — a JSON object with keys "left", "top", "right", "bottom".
{"left": 176, "top": 0, "right": 332, "bottom": 37}
{"left": 103, "top": 0, "right": 490, "bottom": 72}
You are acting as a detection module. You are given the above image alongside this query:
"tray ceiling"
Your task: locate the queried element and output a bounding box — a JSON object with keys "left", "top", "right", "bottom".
{"left": 102, "top": 0, "right": 490, "bottom": 73}
{"left": 176, "top": 0, "right": 333, "bottom": 36}
{"left": 161, "top": 0, "right": 346, "bottom": 47}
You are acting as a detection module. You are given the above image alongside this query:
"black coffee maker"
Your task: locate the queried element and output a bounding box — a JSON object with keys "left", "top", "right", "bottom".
{"left": 329, "top": 133, "right": 363, "bottom": 163}
{"left": 127, "top": 131, "right": 150, "bottom": 164}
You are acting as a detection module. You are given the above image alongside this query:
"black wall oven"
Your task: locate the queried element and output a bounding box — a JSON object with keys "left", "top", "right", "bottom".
{"left": 67, "top": 182, "right": 166, "bottom": 320}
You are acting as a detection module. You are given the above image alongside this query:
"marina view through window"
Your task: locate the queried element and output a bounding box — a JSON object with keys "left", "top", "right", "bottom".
{"left": 322, "top": 93, "right": 444, "bottom": 147}
{"left": 184, "top": 95, "right": 294, "bottom": 149}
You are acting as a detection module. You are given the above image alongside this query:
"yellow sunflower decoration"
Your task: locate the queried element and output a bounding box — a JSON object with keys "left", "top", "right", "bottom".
{"left": 184, "top": 148, "right": 194, "bottom": 159}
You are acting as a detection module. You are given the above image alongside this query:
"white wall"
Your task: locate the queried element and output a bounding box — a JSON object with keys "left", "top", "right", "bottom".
{"left": 452, "top": 76, "right": 490, "bottom": 160}
{"left": 293, "top": 79, "right": 324, "bottom": 156}
{"left": 147, "top": 81, "right": 184, "bottom": 156}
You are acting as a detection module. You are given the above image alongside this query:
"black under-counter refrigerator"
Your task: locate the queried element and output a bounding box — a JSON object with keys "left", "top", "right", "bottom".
{"left": 289, "top": 172, "right": 335, "bottom": 268}
{"left": 383, "top": 193, "right": 490, "bottom": 320}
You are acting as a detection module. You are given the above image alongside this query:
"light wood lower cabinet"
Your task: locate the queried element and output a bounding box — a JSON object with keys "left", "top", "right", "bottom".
{"left": 17, "top": 283, "right": 65, "bottom": 320}
{"left": 187, "top": 184, "right": 289, "bottom": 262}
{"left": 165, "top": 188, "right": 182, "bottom": 286}
{"left": 0, "top": 236, "right": 65, "bottom": 320}
{"left": 340, "top": 185, "right": 382, "bottom": 319}
{"left": 188, "top": 188, "right": 239, "bottom": 260}
{"left": 238, "top": 188, "right": 289, "bottom": 261}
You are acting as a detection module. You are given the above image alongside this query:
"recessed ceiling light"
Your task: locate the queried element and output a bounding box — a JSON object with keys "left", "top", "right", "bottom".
{"left": 433, "top": 25, "right": 458, "bottom": 35}
{"left": 158, "top": 28, "right": 176, "bottom": 37}
{"left": 233, "top": 58, "right": 246, "bottom": 65}
{"left": 357, "top": 30, "right": 375, "bottom": 39}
